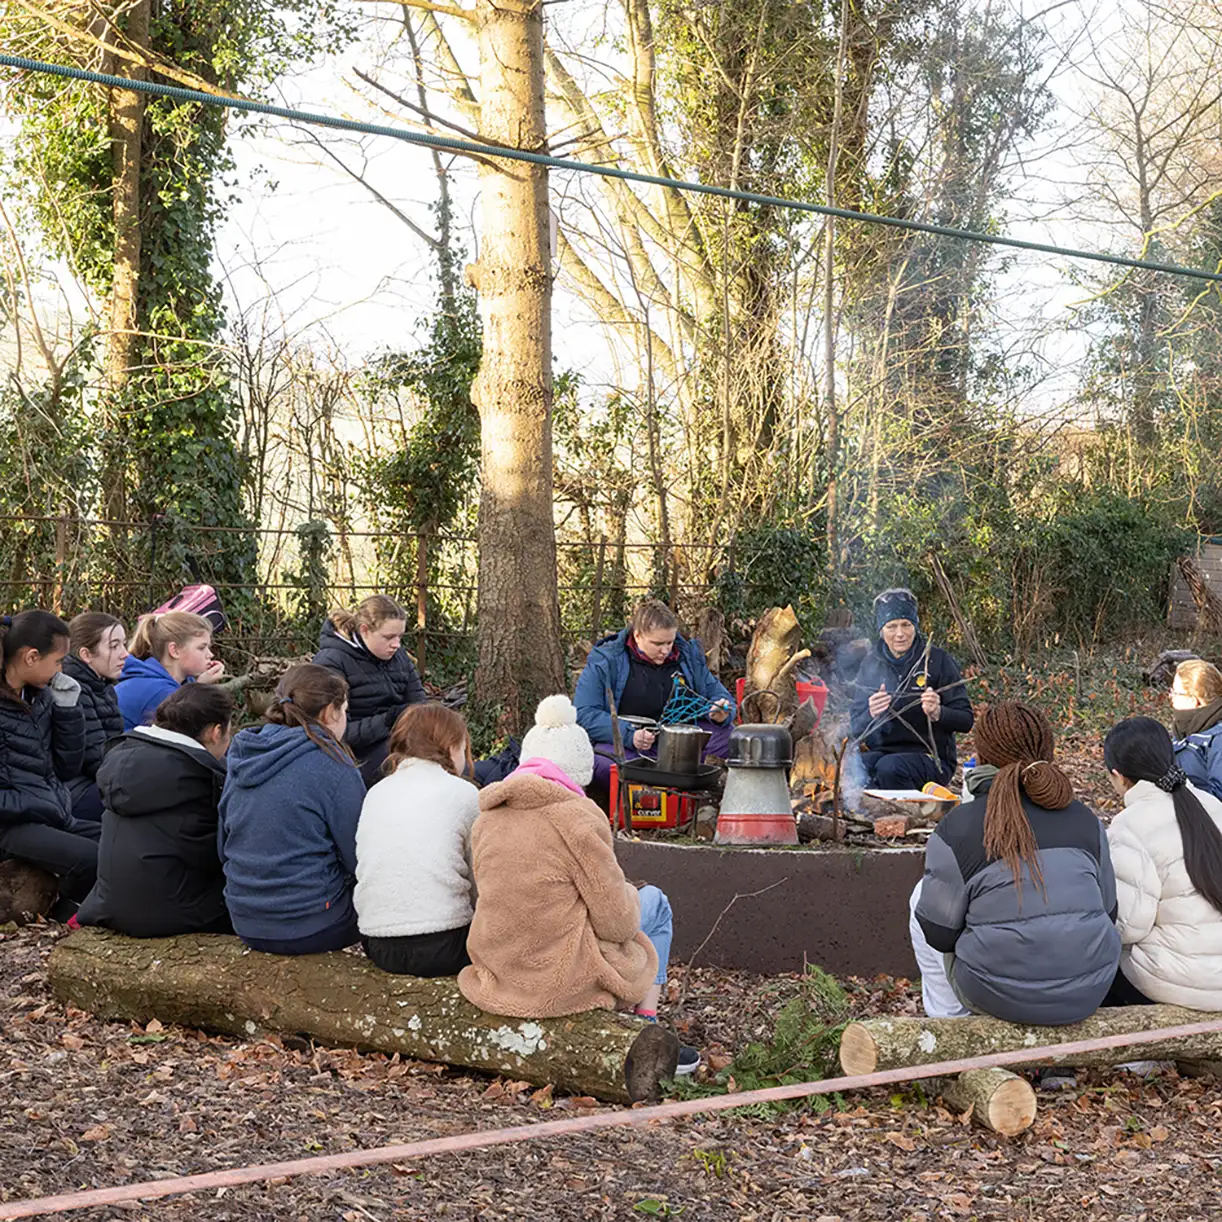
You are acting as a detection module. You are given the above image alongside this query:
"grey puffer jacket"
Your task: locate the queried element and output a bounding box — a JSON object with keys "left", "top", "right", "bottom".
{"left": 915, "top": 774, "right": 1120, "bottom": 1026}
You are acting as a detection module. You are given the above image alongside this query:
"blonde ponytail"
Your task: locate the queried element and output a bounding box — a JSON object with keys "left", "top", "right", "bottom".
{"left": 329, "top": 594, "right": 405, "bottom": 638}
{"left": 129, "top": 611, "right": 213, "bottom": 661}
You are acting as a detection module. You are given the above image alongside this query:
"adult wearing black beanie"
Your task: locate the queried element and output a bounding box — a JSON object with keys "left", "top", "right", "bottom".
{"left": 849, "top": 588, "right": 974, "bottom": 789}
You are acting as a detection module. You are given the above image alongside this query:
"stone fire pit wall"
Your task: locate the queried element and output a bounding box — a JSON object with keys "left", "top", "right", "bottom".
{"left": 613, "top": 840, "right": 924, "bottom": 978}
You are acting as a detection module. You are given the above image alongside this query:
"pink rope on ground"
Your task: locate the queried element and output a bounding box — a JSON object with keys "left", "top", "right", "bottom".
{"left": 4, "top": 1017, "right": 1222, "bottom": 1220}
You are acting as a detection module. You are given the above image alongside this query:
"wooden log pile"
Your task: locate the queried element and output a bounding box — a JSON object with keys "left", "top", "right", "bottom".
{"left": 49, "top": 928, "right": 680, "bottom": 1103}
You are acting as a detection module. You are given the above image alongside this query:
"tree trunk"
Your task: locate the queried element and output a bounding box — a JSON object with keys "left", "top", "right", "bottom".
{"left": 939, "top": 1068, "right": 1037, "bottom": 1136}
{"left": 49, "top": 928, "right": 679, "bottom": 1103}
{"left": 840, "top": 1007, "right": 1222, "bottom": 1077}
{"left": 103, "top": 0, "right": 150, "bottom": 521}
{"left": 468, "top": 0, "right": 564, "bottom": 734}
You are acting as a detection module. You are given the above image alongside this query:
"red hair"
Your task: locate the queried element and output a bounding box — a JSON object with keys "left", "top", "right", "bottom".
{"left": 385, "top": 703, "right": 471, "bottom": 777}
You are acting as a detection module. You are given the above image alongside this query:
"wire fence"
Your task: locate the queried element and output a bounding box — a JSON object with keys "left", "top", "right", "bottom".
{"left": 0, "top": 514, "right": 751, "bottom": 678}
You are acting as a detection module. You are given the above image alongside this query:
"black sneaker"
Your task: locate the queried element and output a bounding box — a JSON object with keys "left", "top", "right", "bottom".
{"left": 675, "top": 1046, "right": 701, "bottom": 1076}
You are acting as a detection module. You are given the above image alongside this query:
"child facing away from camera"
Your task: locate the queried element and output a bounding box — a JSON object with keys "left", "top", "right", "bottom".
{"left": 355, "top": 703, "right": 480, "bottom": 976}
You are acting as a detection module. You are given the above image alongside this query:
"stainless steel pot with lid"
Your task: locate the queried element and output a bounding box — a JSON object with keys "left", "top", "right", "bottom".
{"left": 726, "top": 724, "right": 793, "bottom": 770}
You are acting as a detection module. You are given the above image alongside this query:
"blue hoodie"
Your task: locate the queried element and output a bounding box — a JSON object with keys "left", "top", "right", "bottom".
{"left": 218, "top": 723, "right": 365, "bottom": 943}
{"left": 116, "top": 655, "right": 185, "bottom": 731}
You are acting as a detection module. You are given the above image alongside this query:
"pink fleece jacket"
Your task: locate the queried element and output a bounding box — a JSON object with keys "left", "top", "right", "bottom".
{"left": 512, "top": 756, "right": 585, "bottom": 796}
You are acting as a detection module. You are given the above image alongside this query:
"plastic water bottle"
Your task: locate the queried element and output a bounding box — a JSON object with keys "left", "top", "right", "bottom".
{"left": 961, "top": 756, "right": 977, "bottom": 801}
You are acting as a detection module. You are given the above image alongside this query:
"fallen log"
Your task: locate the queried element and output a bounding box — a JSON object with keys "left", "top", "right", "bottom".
{"left": 940, "top": 1068, "right": 1036, "bottom": 1136}
{"left": 0, "top": 859, "right": 58, "bottom": 925}
{"left": 49, "top": 928, "right": 679, "bottom": 1104}
{"left": 841, "top": 1006, "right": 1222, "bottom": 1077}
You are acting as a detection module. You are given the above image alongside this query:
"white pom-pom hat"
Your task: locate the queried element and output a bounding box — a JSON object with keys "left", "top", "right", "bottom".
{"left": 520, "top": 694, "right": 595, "bottom": 787}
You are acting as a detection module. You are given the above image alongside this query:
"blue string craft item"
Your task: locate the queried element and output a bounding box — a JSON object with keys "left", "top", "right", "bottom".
{"left": 659, "top": 673, "right": 712, "bottom": 725}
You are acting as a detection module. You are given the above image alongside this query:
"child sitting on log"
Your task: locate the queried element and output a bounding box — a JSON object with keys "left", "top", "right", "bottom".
{"left": 78, "top": 684, "right": 234, "bottom": 938}
{"left": 117, "top": 610, "right": 225, "bottom": 731}
{"left": 574, "top": 599, "right": 734, "bottom": 793}
{"left": 1104, "top": 716, "right": 1222, "bottom": 1008}
{"left": 459, "top": 694, "right": 698, "bottom": 1074}
{"left": 219, "top": 663, "right": 365, "bottom": 955}
{"left": 912, "top": 701, "right": 1120, "bottom": 1025}
{"left": 312, "top": 595, "right": 428, "bottom": 788}
{"left": 355, "top": 703, "right": 480, "bottom": 977}
{"left": 0, "top": 610, "right": 95, "bottom": 919}
{"left": 61, "top": 612, "right": 128, "bottom": 823}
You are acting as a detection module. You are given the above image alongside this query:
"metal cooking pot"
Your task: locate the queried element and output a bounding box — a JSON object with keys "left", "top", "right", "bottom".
{"left": 726, "top": 723, "right": 793, "bottom": 770}
{"left": 655, "top": 724, "right": 711, "bottom": 775}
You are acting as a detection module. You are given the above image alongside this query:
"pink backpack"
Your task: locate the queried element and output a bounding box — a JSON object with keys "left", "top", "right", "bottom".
{"left": 153, "top": 584, "right": 227, "bottom": 633}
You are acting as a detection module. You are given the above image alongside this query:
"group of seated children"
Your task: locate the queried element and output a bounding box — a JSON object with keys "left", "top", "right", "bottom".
{"left": 0, "top": 598, "right": 693, "bottom": 1061}
{"left": 911, "top": 701, "right": 1222, "bottom": 1028}
{"left": 5, "top": 586, "right": 1222, "bottom": 1047}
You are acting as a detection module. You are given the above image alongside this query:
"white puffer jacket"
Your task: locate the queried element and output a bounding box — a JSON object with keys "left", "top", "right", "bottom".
{"left": 1108, "top": 778, "right": 1222, "bottom": 1009}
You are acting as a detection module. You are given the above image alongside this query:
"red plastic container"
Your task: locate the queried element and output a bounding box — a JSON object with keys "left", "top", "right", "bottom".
{"left": 734, "top": 676, "right": 828, "bottom": 723}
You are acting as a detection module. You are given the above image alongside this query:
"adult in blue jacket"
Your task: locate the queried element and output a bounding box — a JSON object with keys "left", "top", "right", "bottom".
{"left": 575, "top": 600, "right": 734, "bottom": 789}
{"left": 0, "top": 610, "right": 97, "bottom": 915}
{"left": 849, "top": 588, "right": 974, "bottom": 789}
{"left": 1170, "top": 659, "right": 1222, "bottom": 803}
{"left": 218, "top": 662, "right": 366, "bottom": 955}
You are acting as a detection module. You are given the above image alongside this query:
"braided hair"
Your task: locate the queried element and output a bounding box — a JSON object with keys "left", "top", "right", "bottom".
{"left": 975, "top": 702, "right": 1074, "bottom": 891}
{"left": 1105, "top": 716, "right": 1222, "bottom": 917}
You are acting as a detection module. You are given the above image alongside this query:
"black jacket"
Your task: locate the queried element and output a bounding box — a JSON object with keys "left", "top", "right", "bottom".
{"left": 78, "top": 729, "right": 229, "bottom": 937}
{"left": 849, "top": 635, "right": 974, "bottom": 771}
{"left": 62, "top": 655, "right": 124, "bottom": 800}
{"left": 312, "top": 620, "right": 427, "bottom": 755}
{"left": 0, "top": 685, "right": 85, "bottom": 830}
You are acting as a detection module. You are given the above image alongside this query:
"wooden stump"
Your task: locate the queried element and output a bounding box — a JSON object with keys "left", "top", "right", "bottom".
{"left": 840, "top": 1007, "right": 1222, "bottom": 1077}
{"left": 740, "top": 606, "right": 808, "bottom": 725}
{"left": 0, "top": 859, "right": 58, "bottom": 925}
{"left": 49, "top": 928, "right": 679, "bottom": 1103}
{"left": 940, "top": 1068, "right": 1037, "bottom": 1135}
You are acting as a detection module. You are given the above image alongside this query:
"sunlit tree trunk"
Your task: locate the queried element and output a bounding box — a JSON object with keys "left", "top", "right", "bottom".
{"left": 102, "top": 0, "right": 150, "bottom": 521}
{"left": 469, "top": 0, "right": 565, "bottom": 732}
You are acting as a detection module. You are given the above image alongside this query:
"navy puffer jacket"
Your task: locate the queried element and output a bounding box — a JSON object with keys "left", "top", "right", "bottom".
{"left": 311, "top": 620, "right": 427, "bottom": 756}
{"left": 0, "top": 685, "right": 86, "bottom": 829}
{"left": 62, "top": 655, "right": 124, "bottom": 801}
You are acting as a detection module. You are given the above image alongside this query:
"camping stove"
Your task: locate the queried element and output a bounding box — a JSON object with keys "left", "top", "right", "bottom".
{"left": 715, "top": 724, "right": 797, "bottom": 845}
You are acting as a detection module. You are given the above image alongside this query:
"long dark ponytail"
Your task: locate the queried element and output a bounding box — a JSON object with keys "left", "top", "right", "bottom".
{"left": 1105, "top": 716, "right": 1222, "bottom": 917}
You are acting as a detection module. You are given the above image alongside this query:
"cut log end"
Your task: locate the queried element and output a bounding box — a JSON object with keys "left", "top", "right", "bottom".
{"left": 839, "top": 1021, "right": 879, "bottom": 1076}
{"left": 0, "top": 859, "right": 58, "bottom": 925}
{"left": 942, "top": 1068, "right": 1036, "bottom": 1136}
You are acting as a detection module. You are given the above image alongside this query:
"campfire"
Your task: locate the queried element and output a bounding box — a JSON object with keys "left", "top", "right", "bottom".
{"left": 738, "top": 605, "right": 957, "bottom": 845}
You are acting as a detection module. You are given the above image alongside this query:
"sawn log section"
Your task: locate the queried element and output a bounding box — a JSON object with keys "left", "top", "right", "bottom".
{"left": 49, "top": 928, "right": 678, "bottom": 1104}
{"left": 841, "top": 1006, "right": 1222, "bottom": 1076}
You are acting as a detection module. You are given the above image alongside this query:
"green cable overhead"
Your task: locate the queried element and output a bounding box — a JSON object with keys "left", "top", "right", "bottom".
{"left": 4, "top": 51, "right": 1222, "bottom": 286}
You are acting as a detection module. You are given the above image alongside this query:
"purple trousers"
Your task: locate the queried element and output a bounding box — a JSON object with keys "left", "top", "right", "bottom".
{"left": 591, "top": 716, "right": 733, "bottom": 788}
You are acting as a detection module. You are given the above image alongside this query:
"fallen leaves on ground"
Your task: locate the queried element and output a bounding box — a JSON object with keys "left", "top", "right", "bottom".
{"left": 5, "top": 907, "right": 1222, "bottom": 1220}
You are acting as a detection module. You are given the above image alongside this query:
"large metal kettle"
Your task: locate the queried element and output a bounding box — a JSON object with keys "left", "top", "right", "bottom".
{"left": 654, "top": 724, "right": 711, "bottom": 775}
